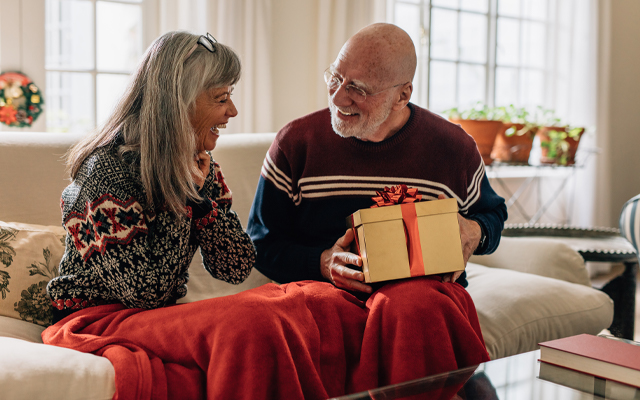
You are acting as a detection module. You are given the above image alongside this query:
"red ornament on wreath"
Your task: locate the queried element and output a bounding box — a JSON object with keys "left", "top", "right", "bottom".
{"left": 0, "top": 71, "right": 44, "bottom": 127}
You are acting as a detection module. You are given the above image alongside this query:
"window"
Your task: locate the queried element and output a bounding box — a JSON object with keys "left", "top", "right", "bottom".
{"left": 390, "top": 0, "right": 567, "bottom": 115}
{"left": 45, "top": 0, "right": 144, "bottom": 133}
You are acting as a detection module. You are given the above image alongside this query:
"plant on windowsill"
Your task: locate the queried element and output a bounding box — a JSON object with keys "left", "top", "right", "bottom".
{"left": 443, "top": 102, "right": 504, "bottom": 166}
{"left": 538, "top": 126, "right": 585, "bottom": 165}
{"left": 534, "top": 108, "right": 585, "bottom": 166}
{"left": 490, "top": 105, "right": 539, "bottom": 165}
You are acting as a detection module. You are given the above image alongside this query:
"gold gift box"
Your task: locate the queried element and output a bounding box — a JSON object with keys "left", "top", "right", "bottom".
{"left": 347, "top": 198, "right": 465, "bottom": 283}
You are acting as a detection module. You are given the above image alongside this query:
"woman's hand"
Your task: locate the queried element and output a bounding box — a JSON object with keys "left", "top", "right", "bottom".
{"left": 193, "top": 151, "right": 210, "bottom": 189}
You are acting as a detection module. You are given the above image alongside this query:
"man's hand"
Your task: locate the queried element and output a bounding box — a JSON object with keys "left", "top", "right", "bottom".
{"left": 438, "top": 194, "right": 481, "bottom": 283}
{"left": 320, "top": 229, "right": 372, "bottom": 293}
{"left": 193, "top": 151, "right": 210, "bottom": 189}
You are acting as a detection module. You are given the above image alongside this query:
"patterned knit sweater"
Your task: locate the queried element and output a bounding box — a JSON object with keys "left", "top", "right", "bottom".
{"left": 47, "top": 139, "right": 255, "bottom": 322}
{"left": 247, "top": 103, "right": 507, "bottom": 286}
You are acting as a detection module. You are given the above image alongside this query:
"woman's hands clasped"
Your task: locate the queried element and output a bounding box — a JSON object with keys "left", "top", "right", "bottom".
{"left": 193, "top": 151, "right": 210, "bottom": 190}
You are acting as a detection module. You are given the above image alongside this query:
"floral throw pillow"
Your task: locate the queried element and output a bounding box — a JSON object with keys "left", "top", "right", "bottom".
{"left": 0, "top": 221, "right": 66, "bottom": 327}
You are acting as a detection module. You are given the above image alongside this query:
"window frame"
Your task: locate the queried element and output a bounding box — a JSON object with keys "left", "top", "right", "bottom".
{"left": 45, "top": 0, "right": 150, "bottom": 133}
{"left": 389, "top": 0, "right": 561, "bottom": 114}
{"left": 0, "top": 0, "right": 158, "bottom": 132}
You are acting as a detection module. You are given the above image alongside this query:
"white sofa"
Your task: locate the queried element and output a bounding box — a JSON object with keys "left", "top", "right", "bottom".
{"left": 0, "top": 131, "right": 614, "bottom": 400}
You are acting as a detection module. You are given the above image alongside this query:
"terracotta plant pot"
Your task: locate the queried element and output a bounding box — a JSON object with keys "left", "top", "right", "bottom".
{"left": 490, "top": 123, "right": 535, "bottom": 164}
{"left": 537, "top": 126, "right": 585, "bottom": 165}
{"left": 450, "top": 119, "right": 504, "bottom": 166}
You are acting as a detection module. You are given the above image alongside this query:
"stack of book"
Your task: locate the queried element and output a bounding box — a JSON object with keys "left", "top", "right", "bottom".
{"left": 538, "top": 334, "right": 640, "bottom": 399}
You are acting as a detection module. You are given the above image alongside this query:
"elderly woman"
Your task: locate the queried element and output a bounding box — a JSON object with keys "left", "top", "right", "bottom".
{"left": 42, "top": 32, "right": 362, "bottom": 400}
{"left": 47, "top": 31, "right": 252, "bottom": 324}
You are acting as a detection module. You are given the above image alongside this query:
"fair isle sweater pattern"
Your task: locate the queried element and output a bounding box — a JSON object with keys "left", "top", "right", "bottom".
{"left": 47, "top": 143, "right": 255, "bottom": 314}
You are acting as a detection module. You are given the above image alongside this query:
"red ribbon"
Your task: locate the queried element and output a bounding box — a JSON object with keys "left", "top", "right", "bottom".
{"left": 371, "top": 184, "right": 422, "bottom": 208}
{"left": 369, "top": 185, "right": 425, "bottom": 277}
{"left": 401, "top": 203, "right": 425, "bottom": 277}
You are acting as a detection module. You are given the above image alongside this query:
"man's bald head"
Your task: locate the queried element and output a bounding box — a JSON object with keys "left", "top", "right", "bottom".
{"left": 328, "top": 23, "right": 416, "bottom": 142}
{"left": 337, "top": 23, "right": 416, "bottom": 88}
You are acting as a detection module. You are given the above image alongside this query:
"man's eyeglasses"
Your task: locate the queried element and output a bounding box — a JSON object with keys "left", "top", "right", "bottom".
{"left": 323, "top": 68, "right": 406, "bottom": 103}
{"left": 186, "top": 33, "right": 218, "bottom": 59}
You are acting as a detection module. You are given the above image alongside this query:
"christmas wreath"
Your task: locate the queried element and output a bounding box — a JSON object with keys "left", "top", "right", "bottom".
{"left": 0, "top": 72, "right": 44, "bottom": 127}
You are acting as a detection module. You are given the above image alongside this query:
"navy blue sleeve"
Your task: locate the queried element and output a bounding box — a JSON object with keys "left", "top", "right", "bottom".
{"left": 464, "top": 175, "right": 508, "bottom": 255}
{"left": 246, "top": 176, "right": 326, "bottom": 283}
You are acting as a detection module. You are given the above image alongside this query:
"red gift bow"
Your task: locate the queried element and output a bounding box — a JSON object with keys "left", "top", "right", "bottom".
{"left": 362, "top": 184, "right": 425, "bottom": 278}
{"left": 371, "top": 184, "right": 423, "bottom": 208}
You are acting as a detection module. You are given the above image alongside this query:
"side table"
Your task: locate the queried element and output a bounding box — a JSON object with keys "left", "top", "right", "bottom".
{"left": 486, "top": 164, "right": 580, "bottom": 225}
{"left": 502, "top": 224, "right": 638, "bottom": 340}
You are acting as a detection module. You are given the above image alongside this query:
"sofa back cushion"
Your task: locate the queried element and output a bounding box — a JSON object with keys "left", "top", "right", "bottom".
{"left": 0, "top": 132, "right": 83, "bottom": 226}
{"left": 0, "top": 221, "right": 66, "bottom": 327}
{"left": 0, "top": 131, "right": 276, "bottom": 228}
{"left": 210, "top": 132, "right": 275, "bottom": 226}
{"left": 470, "top": 236, "right": 591, "bottom": 286}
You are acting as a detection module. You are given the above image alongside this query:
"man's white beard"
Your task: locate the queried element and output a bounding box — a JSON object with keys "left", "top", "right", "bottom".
{"left": 329, "top": 96, "right": 393, "bottom": 140}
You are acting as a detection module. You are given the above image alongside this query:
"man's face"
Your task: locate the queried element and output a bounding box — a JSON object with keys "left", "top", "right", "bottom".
{"left": 327, "top": 58, "right": 395, "bottom": 141}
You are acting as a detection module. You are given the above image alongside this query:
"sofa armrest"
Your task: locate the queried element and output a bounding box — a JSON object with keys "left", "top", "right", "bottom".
{"left": 469, "top": 236, "right": 591, "bottom": 286}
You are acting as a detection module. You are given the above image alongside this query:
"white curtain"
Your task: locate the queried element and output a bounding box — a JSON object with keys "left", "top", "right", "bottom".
{"left": 157, "top": 0, "right": 273, "bottom": 134}
{"left": 312, "top": 0, "right": 387, "bottom": 110}
{"left": 154, "top": 0, "right": 387, "bottom": 133}
{"left": 548, "top": 0, "right": 603, "bottom": 227}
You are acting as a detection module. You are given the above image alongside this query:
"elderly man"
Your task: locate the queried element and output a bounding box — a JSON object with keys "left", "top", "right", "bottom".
{"left": 247, "top": 23, "right": 507, "bottom": 391}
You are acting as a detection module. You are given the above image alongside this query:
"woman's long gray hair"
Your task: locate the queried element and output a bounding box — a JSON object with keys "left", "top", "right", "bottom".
{"left": 66, "top": 31, "right": 241, "bottom": 216}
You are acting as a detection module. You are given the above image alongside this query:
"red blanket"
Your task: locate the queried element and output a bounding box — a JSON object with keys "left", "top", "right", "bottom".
{"left": 42, "top": 278, "right": 488, "bottom": 400}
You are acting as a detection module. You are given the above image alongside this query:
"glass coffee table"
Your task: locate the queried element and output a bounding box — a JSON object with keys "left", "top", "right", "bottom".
{"left": 331, "top": 350, "right": 640, "bottom": 400}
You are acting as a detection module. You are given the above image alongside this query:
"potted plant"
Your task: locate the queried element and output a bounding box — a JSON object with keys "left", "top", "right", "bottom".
{"left": 537, "top": 126, "right": 585, "bottom": 165}
{"left": 490, "top": 105, "right": 538, "bottom": 165}
{"left": 443, "top": 102, "right": 504, "bottom": 166}
{"left": 535, "top": 108, "right": 585, "bottom": 165}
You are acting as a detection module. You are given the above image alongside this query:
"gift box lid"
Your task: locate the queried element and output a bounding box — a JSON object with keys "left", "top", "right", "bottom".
{"left": 347, "top": 198, "right": 459, "bottom": 228}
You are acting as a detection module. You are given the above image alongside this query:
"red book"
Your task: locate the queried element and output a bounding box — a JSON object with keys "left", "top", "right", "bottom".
{"left": 539, "top": 334, "right": 640, "bottom": 388}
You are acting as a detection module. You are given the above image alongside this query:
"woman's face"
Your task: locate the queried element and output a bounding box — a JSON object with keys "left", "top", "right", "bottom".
{"left": 190, "top": 86, "right": 238, "bottom": 152}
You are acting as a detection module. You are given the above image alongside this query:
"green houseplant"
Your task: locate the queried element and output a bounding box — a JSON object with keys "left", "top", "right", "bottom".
{"left": 535, "top": 108, "right": 585, "bottom": 165}
{"left": 490, "top": 105, "right": 539, "bottom": 164}
{"left": 443, "top": 102, "right": 504, "bottom": 166}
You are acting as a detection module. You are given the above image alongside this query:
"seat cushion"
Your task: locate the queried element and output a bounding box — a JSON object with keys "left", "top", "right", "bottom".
{"left": 466, "top": 263, "right": 613, "bottom": 360}
{"left": 0, "top": 315, "right": 45, "bottom": 343}
{"left": 0, "top": 336, "right": 115, "bottom": 400}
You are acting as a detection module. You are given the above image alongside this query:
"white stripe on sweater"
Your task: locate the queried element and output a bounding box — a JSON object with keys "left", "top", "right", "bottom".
{"left": 262, "top": 160, "right": 485, "bottom": 211}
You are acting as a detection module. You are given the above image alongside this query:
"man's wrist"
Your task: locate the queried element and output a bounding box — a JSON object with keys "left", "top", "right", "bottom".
{"left": 475, "top": 221, "right": 487, "bottom": 252}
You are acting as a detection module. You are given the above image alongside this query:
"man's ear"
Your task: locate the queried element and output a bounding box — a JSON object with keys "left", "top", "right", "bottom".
{"left": 392, "top": 83, "right": 413, "bottom": 111}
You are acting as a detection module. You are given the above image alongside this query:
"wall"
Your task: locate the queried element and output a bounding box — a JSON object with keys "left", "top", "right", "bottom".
{"left": 605, "top": 0, "right": 640, "bottom": 224}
